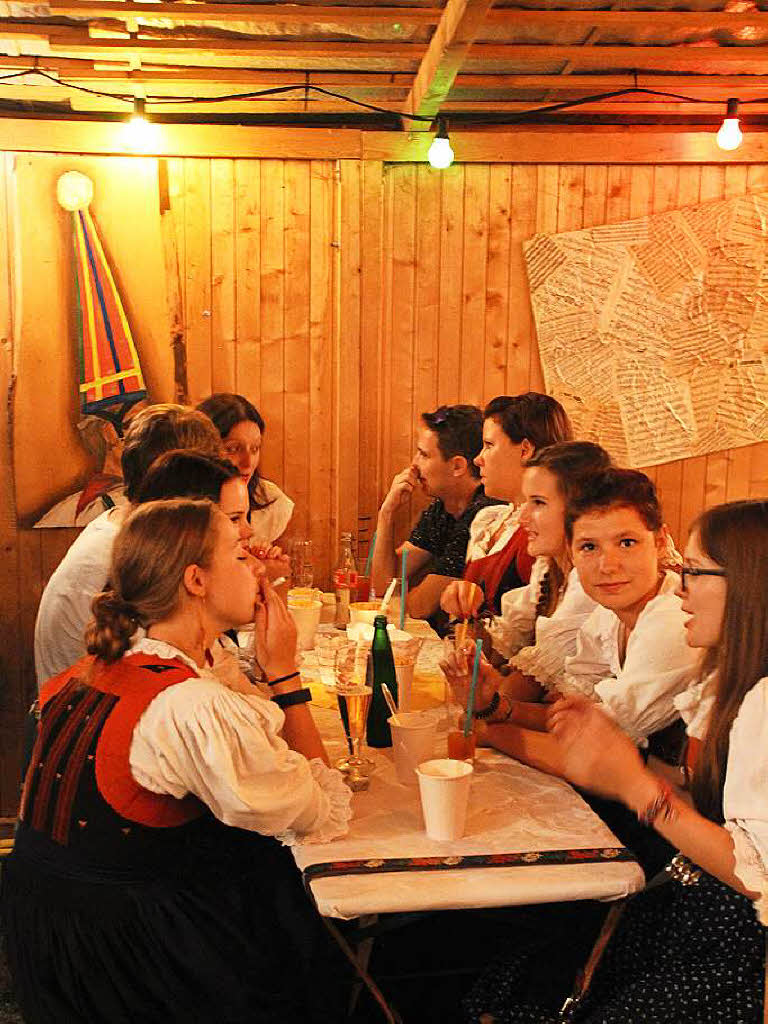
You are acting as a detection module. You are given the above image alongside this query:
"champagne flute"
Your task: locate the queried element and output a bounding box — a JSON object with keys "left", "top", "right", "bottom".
{"left": 332, "top": 641, "right": 373, "bottom": 790}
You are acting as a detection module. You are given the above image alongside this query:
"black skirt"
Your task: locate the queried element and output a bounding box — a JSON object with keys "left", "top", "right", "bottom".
{"left": 1, "top": 835, "right": 351, "bottom": 1024}
{"left": 463, "top": 869, "right": 765, "bottom": 1024}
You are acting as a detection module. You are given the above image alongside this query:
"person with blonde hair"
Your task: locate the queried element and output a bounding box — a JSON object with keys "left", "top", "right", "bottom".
{"left": 4, "top": 499, "right": 352, "bottom": 1023}
{"left": 34, "top": 404, "right": 221, "bottom": 684}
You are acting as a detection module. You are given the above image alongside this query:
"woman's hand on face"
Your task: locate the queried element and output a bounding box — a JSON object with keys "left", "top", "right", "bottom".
{"left": 440, "top": 580, "right": 483, "bottom": 619}
{"left": 253, "top": 576, "right": 298, "bottom": 680}
{"left": 249, "top": 541, "right": 291, "bottom": 584}
{"left": 547, "top": 696, "right": 646, "bottom": 803}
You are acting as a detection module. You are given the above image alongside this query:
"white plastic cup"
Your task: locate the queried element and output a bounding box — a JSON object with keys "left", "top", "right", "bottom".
{"left": 390, "top": 713, "right": 438, "bottom": 785}
{"left": 416, "top": 758, "right": 473, "bottom": 841}
{"left": 288, "top": 599, "right": 322, "bottom": 651}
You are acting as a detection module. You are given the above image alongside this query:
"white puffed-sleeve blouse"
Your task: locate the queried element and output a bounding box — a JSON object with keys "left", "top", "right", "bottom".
{"left": 508, "top": 569, "right": 597, "bottom": 693}
{"left": 487, "top": 557, "right": 548, "bottom": 659}
{"left": 127, "top": 637, "right": 352, "bottom": 846}
{"left": 562, "top": 571, "right": 700, "bottom": 745}
{"left": 723, "top": 677, "right": 768, "bottom": 923}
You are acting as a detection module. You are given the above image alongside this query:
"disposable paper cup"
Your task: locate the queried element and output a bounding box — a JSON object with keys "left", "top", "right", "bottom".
{"left": 348, "top": 602, "right": 381, "bottom": 626}
{"left": 416, "top": 758, "right": 473, "bottom": 841}
{"left": 390, "top": 713, "right": 438, "bottom": 785}
{"left": 288, "top": 599, "right": 322, "bottom": 651}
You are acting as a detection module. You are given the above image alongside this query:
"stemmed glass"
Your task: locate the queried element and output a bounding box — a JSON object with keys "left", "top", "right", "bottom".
{"left": 318, "top": 638, "right": 372, "bottom": 790}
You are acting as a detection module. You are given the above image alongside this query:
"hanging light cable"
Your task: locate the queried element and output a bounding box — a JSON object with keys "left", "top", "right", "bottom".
{"left": 427, "top": 117, "right": 454, "bottom": 169}
{"left": 716, "top": 97, "right": 743, "bottom": 151}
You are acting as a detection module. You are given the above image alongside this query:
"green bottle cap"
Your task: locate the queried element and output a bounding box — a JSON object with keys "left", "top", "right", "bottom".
{"left": 373, "top": 614, "right": 388, "bottom": 628}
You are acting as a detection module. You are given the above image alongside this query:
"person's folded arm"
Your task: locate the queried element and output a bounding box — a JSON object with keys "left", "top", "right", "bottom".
{"left": 406, "top": 572, "right": 456, "bottom": 619}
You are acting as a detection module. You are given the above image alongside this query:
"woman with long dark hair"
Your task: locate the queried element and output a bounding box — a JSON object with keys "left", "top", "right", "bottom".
{"left": 197, "top": 392, "right": 294, "bottom": 544}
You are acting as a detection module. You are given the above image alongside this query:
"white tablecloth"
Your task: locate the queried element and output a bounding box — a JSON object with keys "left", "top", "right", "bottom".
{"left": 292, "top": 706, "right": 645, "bottom": 919}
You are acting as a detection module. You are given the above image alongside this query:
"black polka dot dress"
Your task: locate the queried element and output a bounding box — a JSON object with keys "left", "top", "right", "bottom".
{"left": 463, "top": 869, "right": 765, "bottom": 1023}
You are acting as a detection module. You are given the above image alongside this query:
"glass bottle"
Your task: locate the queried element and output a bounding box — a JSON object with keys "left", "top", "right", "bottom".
{"left": 332, "top": 531, "right": 359, "bottom": 627}
{"left": 366, "top": 614, "right": 399, "bottom": 748}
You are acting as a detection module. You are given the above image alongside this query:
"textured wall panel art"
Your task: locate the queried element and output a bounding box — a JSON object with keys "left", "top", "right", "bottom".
{"left": 524, "top": 193, "right": 768, "bottom": 467}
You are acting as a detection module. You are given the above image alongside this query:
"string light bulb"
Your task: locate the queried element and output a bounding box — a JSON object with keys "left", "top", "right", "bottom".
{"left": 716, "top": 97, "right": 743, "bottom": 151}
{"left": 427, "top": 118, "right": 454, "bottom": 169}
{"left": 123, "top": 97, "right": 157, "bottom": 151}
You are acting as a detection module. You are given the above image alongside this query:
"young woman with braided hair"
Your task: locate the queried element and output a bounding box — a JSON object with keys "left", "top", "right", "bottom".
{"left": 441, "top": 441, "right": 611, "bottom": 729}
{"left": 2, "top": 498, "right": 352, "bottom": 1023}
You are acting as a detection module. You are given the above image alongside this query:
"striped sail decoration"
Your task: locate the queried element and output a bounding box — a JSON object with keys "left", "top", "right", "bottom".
{"left": 70, "top": 200, "right": 147, "bottom": 417}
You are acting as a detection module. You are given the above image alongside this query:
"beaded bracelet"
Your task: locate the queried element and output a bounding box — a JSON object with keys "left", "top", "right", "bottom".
{"left": 473, "top": 691, "right": 500, "bottom": 720}
{"left": 267, "top": 670, "right": 300, "bottom": 688}
{"left": 272, "top": 688, "right": 312, "bottom": 710}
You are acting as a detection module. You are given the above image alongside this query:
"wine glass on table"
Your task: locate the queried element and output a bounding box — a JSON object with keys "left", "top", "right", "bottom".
{"left": 331, "top": 641, "right": 373, "bottom": 791}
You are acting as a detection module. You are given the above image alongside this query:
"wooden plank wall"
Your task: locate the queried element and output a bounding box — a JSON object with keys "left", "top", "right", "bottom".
{"left": 1, "top": 153, "right": 767, "bottom": 814}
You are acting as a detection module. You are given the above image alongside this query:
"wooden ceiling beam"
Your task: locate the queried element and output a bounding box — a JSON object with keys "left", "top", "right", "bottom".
{"left": 36, "top": 1, "right": 443, "bottom": 24}
{"left": 3, "top": 58, "right": 767, "bottom": 96}
{"left": 402, "top": 0, "right": 497, "bottom": 125}
{"left": 2, "top": 119, "right": 768, "bottom": 162}
{"left": 19, "top": 3, "right": 768, "bottom": 29}
{"left": 451, "top": 73, "right": 768, "bottom": 92}
{"left": 42, "top": 35, "right": 427, "bottom": 58}
{"left": 0, "top": 55, "right": 417, "bottom": 85}
{"left": 469, "top": 43, "right": 768, "bottom": 65}
{"left": 484, "top": 9, "right": 768, "bottom": 28}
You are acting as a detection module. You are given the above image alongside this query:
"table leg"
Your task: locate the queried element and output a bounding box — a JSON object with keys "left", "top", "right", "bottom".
{"left": 322, "top": 916, "right": 403, "bottom": 1023}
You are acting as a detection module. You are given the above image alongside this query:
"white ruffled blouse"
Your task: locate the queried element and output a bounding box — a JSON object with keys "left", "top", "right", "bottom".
{"left": 487, "top": 560, "right": 597, "bottom": 694}
{"left": 722, "top": 676, "right": 768, "bottom": 923}
{"left": 465, "top": 503, "right": 522, "bottom": 563}
{"left": 673, "top": 672, "right": 716, "bottom": 741}
{"left": 126, "top": 637, "right": 352, "bottom": 846}
{"left": 487, "top": 557, "right": 547, "bottom": 659}
{"left": 249, "top": 479, "right": 294, "bottom": 545}
{"left": 562, "top": 571, "right": 700, "bottom": 745}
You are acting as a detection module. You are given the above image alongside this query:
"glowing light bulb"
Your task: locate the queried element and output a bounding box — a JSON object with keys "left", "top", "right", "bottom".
{"left": 123, "top": 98, "right": 158, "bottom": 152}
{"left": 716, "top": 98, "right": 743, "bottom": 151}
{"left": 427, "top": 119, "right": 454, "bottom": 169}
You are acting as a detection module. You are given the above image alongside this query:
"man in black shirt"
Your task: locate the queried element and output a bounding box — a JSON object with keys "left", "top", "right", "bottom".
{"left": 371, "top": 404, "right": 501, "bottom": 633}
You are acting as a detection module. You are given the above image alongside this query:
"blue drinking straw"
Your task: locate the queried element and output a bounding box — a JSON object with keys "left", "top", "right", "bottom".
{"left": 400, "top": 548, "right": 408, "bottom": 630}
{"left": 364, "top": 531, "right": 377, "bottom": 577}
{"left": 464, "top": 639, "right": 483, "bottom": 737}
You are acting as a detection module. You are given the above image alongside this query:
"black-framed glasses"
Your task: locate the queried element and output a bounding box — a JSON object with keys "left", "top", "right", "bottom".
{"left": 680, "top": 566, "right": 728, "bottom": 592}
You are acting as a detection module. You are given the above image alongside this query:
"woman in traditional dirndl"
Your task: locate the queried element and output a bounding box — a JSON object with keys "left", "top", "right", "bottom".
{"left": 2, "top": 498, "right": 352, "bottom": 1023}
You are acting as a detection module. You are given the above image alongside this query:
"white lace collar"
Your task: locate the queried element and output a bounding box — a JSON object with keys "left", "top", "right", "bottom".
{"left": 127, "top": 636, "right": 203, "bottom": 676}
